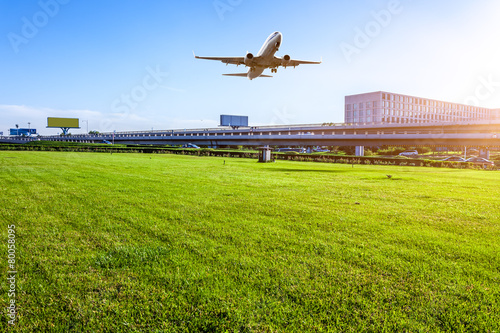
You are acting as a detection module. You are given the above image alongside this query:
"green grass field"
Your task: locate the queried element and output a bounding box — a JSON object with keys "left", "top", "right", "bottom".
{"left": 1, "top": 151, "right": 499, "bottom": 332}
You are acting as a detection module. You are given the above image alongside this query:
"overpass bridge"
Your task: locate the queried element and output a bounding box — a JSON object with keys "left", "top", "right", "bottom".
{"left": 2, "top": 121, "right": 500, "bottom": 149}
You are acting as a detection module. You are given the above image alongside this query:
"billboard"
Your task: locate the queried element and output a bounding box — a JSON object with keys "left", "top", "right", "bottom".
{"left": 220, "top": 115, "right": 248, "bottom": 127}
{"left": 10, "top": 128, "right": 36, "bottom": 136}
{"left": 47, "top": 117, "right": 79, "bottom": 128}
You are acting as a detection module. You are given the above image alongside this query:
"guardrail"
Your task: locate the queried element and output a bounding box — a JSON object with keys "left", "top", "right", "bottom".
{"left": 2, "top": 120, "right": 499, "bottom": 144}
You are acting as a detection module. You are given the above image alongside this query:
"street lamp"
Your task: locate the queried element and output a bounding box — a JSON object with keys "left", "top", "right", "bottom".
{"left": 82, "top": 120, "right": 89, "bottom": 133}
{"left": 28, "top": 122, "right": 31, "bottom": 136}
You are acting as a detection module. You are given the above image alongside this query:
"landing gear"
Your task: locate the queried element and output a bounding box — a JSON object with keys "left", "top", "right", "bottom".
{"left": 271, "top": 68, "right": 278, "bottom": 73}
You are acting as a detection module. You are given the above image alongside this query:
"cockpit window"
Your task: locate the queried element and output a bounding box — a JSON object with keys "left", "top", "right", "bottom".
{"left": 266, "top": 32, "right": 279, "bottom": 43}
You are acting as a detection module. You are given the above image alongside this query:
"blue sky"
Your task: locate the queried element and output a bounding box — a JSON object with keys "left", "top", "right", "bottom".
{"left": 1, "top": 0, "right": 500, "bottom": 134}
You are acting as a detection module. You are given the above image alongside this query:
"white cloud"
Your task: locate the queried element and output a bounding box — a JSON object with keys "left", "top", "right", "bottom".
{"left": 0, "top": 104, "right": 221, "bottom": 135}
{"left": 0, "top": 105, "right": 104, "bottom": 135}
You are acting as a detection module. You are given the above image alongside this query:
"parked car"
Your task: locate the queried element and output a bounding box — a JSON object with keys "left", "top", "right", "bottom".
{"left": 465, "top": 157, "right": 494, "bottom": 166}
{"left": 277, "top": 148, "right": 306, "bottom": 153}
{"left": 442, "top": 156, "right": 466, "bottom": 162}
{"left": 468, "top": 149, "right": 479, "bottom": 155}
{"left": 101, "top": 140, "right": 112, "bottom": 144}
{"left": 313, "top": 148, "right": 330, "bottom": 152}
{"left": 399, "top": 150, "right": 418, "bottom": 157}
{"left": 182, "top": 143, "right": 200, "bottom": 149}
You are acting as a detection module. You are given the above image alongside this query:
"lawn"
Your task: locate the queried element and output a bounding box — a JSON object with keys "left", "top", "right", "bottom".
{"left": 0, "top": 151, "right": 499, "bottom": 332}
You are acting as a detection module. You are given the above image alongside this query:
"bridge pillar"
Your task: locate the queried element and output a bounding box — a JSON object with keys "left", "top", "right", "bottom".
{"left": 258, "top": 146, "right": 274, "bottom": 163}
{"left": 355, "top": 146, "right": 365, "bottom": 157}
{"left": 479, "top": 148, "right": 490, "bottom": 159}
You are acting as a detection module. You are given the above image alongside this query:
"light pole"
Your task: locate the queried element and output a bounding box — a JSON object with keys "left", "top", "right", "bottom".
{"left": 82, "top": 120, "right": 89, "bottom": 133}
{"left": 28, "top": 122, "right": 31, "bottom": 136}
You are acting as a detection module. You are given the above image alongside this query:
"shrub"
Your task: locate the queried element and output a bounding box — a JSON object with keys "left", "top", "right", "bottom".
{"left": 376, "top": 147, "right": 407, "bottom": 155}
{"left": 417, "top": 147, "right": 433, "bottom": 154}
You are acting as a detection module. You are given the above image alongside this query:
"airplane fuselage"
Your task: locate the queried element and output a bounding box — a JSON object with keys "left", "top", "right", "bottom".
{"left": 194, "top": 31, "right": 320, "bottom": 80}
{"left": 247, "top": 32, "right": 282, "bottom": 80}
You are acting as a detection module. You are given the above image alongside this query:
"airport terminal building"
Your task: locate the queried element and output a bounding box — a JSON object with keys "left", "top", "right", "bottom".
{"left": 345, "top": 91, "right": 500, "bottom": 124}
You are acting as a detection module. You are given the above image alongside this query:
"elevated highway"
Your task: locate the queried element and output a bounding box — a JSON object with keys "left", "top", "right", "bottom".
{"left": 2, "top": 121, "right": 500, "bottom": 148}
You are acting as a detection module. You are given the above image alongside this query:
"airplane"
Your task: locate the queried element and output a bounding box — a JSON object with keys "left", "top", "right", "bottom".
{"left": 194, "top": 31, "right": 321, "bottom": 80}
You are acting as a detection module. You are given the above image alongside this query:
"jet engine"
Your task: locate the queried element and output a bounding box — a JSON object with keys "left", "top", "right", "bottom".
{"left": 281, "top": 55, "right": 291, "bottom": 67}
{"left": 244, "top": 53, "right": 254, "bottom": 66}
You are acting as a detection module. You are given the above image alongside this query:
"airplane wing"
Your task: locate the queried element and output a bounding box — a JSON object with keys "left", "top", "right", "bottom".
{"left": 272, "top": 56, "right": 322, "bottom": 68}
{"left": 194, "top": 53, "right": 245, "bottom": 66}
{"left": 223, "top": 73, "right": 273, "bottom": 78}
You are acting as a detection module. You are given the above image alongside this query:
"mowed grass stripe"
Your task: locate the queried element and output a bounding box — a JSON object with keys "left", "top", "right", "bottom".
{"left": 0, "top": 151, "right": 499, "bottom": 332}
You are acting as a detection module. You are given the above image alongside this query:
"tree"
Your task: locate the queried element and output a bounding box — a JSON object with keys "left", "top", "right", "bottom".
{"left": 338, "top": 146, "right": 356, "bottom": 155}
